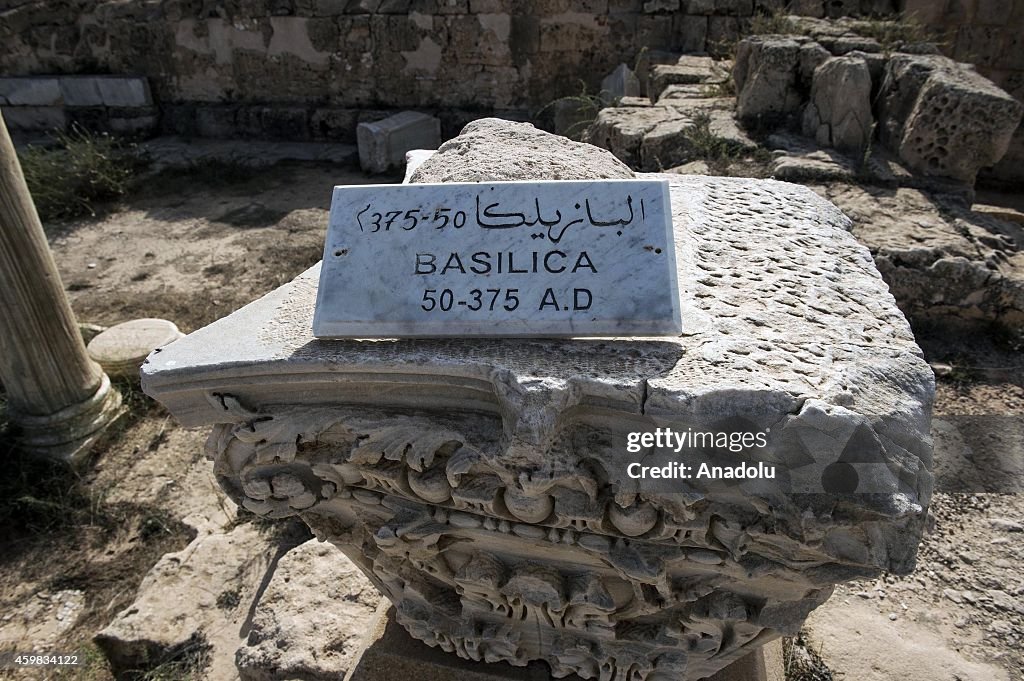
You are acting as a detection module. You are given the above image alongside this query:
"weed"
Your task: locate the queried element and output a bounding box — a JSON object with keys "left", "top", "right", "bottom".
{"left": 216, "top": 587, "right": 242, "bottom": 610}
{"left": 18, "top": 127, "right": 139, "bottom": 224}
{"left": 535, "top": 81, "right": 609, "bottom": 141}
{"left": 749, "top": 11, "right": 798, "bottom": 36}
{"left": 848, "top": 15, "right": 931, "bottom": 52}
{"left": 783, "top": 633, "right": 835, "bottom": 681}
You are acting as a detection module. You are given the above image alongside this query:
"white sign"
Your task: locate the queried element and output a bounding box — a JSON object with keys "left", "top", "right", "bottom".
{"left": 313, "top": 180, "right": 680, "bottom": 338}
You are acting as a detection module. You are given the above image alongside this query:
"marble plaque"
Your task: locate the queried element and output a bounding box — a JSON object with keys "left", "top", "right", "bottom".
{"left": 313, "top": 180, "right": 680, "bottom": 338}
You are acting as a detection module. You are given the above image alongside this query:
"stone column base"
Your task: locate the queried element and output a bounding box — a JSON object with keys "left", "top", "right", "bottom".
{"left": 346, "top": 604, "right": 784, "bottom": 681}
{"left": 10, "top": 373, "right": 125, "bottom": 465}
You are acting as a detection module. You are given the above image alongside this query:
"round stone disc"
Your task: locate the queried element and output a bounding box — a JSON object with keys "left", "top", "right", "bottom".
{"left": 87, "top": 318, "right": 184, "bottom": 378}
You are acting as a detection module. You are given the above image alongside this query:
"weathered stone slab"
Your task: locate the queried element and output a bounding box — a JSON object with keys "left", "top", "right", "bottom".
{"left": 413, "top": 119, "right": 634, "bottom": 183}
{"left": 802, "top": 54, "right": 873, "bottom": 152}
{"left": 877, "top": 54, "right": 1023, "bottom": 184}
{"left": 357, "top": 111, "right": 441, "bottom": 174}
{"left": 0, "top": 77, "right": 62, "bottom": 106}
{"left": 733, "top": 35, "right": 804, "bottom": 126}
{"left": 640, "top": 110, "right": 756, "bottom": 171}
{"left": 313, "top": 180, "right": 680, "bottom": 337}
{"left": 648, "top": 58, "right": 729, "bottom": 102}
{"left": 96, "top": 76, "right": 153, "bottom": 107}
{"left": 236, "top": 539, "right": 383, "bottom": 681}
{"left": 585, "top": 106, "right": 686, "bottom": 168}
{"left": 95, "top": 523, "right": 282, "bottom": 681}
{"left": 58, "top": 76, "right": 104, "bottom": 107}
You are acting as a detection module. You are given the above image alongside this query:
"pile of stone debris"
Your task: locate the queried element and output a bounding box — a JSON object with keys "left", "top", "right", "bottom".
{"left": 584, "top": 17, "right": 1024, "bottom": 335}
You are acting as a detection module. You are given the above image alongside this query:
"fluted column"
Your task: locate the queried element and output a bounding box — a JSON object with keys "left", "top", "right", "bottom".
{"left": 0, "top": 111, "right": 122, "bottom": 463}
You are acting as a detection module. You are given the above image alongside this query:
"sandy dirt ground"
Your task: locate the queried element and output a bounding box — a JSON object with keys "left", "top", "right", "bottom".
{"left": 1, "top": 162, "right": 1021, "bottom": 681}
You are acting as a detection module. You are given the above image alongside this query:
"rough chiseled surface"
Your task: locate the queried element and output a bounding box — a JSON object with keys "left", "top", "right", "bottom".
{"left": 409, "top": 119, "right": 633, "bottom": 184}
{"left": 235, "top": 540, "right": 383, "bottom": 681}
{"left": 733, "top": 35, "right": 804, "bottom": 126}
{"left": 878, "top": 54, "right": 1023, "bottom": 184}
{"left": 813, "top": 183, "right": 1024, "bottom": 332}
{"left": 143, "top": 129, "right": 932, "bottom": 680}
{"left": 802, "top": 55, "right": 873, "bottom": 152}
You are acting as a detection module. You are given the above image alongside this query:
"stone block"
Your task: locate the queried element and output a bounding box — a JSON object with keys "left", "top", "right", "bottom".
{"left": 599, "top": 63, "right": 641, "bottom": 104}
{"left": 58, "top": 77, "right": 104, "bottom": 107}
{"left": 2, "top": 106, "right": 66, "bottom": 131}
{"left": 585, "top": 105, "right": 684, "bottom": 167}
{"left": 802, "top": 54, "right": 873, "bottom": 152}
{"left": 96, "top": 523, "right": 282, "bottom": 681}
{"left": 733, "top": 35, "right": 803, "bottom": 126}
{"left": 357, "top": 111, "right": 440, "bottom": 173}
{"left": 96, "top": 77, "right": 153, "bottom": 107}
{"left": 635, "top": 49, "right": 681, "bottom": 97}
{"left": 412, "top": 118, "right": 632, "bottom": 181}
{"left": 831, "top": 35, "right": 881, "bottom": 54}
{"left": 643, "top": 0, "right": 679, "bottom": 10}
{"left": 0, "top": 77, "right": 62, "bottom": 106}
{"left": 640, "top": 108, "right": 757, "bottom": 170}
{"left": 649, "top": 58, "right": 729, "bottom": 101}
{"left": 798, "top": 40, "right": 831, "bottom": 89}
{"left": 235, "top": 539, "right": 384, "bottom": 681}
{"left": 878, "top": 54, "right": 1024, "bottom": 184}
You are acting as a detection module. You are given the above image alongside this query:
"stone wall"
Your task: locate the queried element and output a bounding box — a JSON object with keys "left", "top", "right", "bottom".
{"left": 0, "top": 0, "right": 897, "bottom": 141}
{"left": 902, "top": 0, "right": 1024, "bottom": 185}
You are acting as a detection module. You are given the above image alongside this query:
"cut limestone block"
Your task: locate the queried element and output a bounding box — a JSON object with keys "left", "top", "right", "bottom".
{"left": 586, "top": 105, "right": 752, "bottom": 171}
{"left": 802, "top": 55, "right": 873, "bottom": 153}
{"left": 585, "top": 106, "right": 688, "bottom": 168}
{"left": 357, "top": 111, "right": 440, "bottom": 174}
{"left": 95, "top": 77, "right": 153, "bottom": 107}
{"left": 142, "top": 121, "right": 933, "bottom": 680}
{"left": 58, "top": 77, "right": 104, "bottom": 107}
{"left": 87, "top": 318, "right": 184, "bottom": 380}
{"left": 877, "top": 54, "right": 1023, "bottom": 184}
{"left": 236, "top": 539, "right": 383, "bottom": 681}
{"left": 411, "top": 118, "right": 632, "bottom": 182}
{"left": 95, "top": 523, "right": 282, "bottom": 681}
{"left": 0, "top": 77, "right": 62, "bottom": 106}
{"left": 640, "top": 109, "right": 757, "bottom": 171}
{"left": 600, "top": 63, "right": 641, "bottom": 104}
{"left": 648, "top": 57, "right": 730, "bottom": 102}
{"left": 733, "top": 35, "right": 804, "bottom": 126}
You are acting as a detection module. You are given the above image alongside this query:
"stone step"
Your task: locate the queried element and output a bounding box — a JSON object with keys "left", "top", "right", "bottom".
{"left": 586, "top": 105, "right": 755, "bottom": 172}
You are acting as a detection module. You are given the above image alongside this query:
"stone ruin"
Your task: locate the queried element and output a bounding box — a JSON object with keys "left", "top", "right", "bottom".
{"left": 732, "top": 25, "right": 1023, "bottom": 186}
{"left": 138, "top": 119, "right": 935, "bottom": 680}
{"left": 588, "top": 18, "right": 1022, "bottom": 189}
